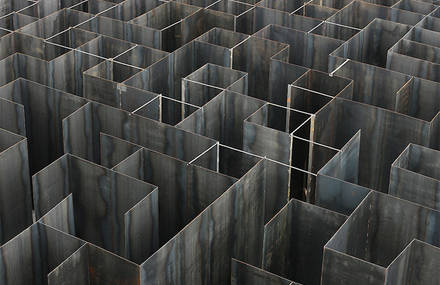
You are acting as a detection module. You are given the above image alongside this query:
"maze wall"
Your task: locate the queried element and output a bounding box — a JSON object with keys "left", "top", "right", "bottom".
{"left": 0, "top": 0, "right": 440, "bottom": 283}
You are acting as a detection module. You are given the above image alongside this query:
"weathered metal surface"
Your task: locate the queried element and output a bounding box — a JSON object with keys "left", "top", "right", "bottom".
{"left": 386, "top": 239, "right": 440, "bottom": 284}
{"left": 0, "top": 78, "right": 88, "bottom": 173}
{"left": 0, "top": 128, "right": 32, "bottom": 245}
{"left": 47, "top": 243, "right": 141, "bottom": 285}
{"left": 263, "top": 198, "right": 346, "bottom": 285}
{"left": 231, "top": 259, "right": 299, "bottom": 285}
{"left": 183, "top": 63, "right": 248, "bottom": 106}
{"left": 243, "top": 103, "right": 293, "bottom": 163}
{"left": 111, "top": 137, "right": 237, "bottom": 244}
{"left": 313, "top": 95, "right": 432, "bottom": 192}
{"left": 140, "top": 159, "right": 266, "bottom": 284}
{"left": 1, "top": 0, "right": 440, "bottom": 283}
{"left": 327, "top": 0, "right": 424, "bottom": 29}
{"left": 316, "top": 131, "right": 371, "bottom": 214}
{"left": 254, "top": 24, "right": 344, "bottom": 72}
{"left": 62, "top": 101, "right": 218, "bottom": 163}
{"left": 0, "top": 222, "right": 85, "bottom": 284}
{"left": 33, "top": 154, "right": 159, "bottom": 263}
{"left": 177, "top": 90, "right": 265, "bottom": 148}
{"left": 389, "top": 143, "right": 440, "bottom": 210}
{"left": 323, "top": 190, "right": 440, "bottom": 284}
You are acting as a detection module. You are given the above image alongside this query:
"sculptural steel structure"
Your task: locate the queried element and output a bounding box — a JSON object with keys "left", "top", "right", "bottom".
{"left": 0, "top": 0, "right": 439, "bottom": 283}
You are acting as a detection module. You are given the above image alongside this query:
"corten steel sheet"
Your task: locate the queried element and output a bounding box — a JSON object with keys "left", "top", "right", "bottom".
{"left": 123, "top": 39, "right": 234, "bottom": 121}
{"left": 386, "top": 239, "right": 440, "bottom": 284}
{"left": 18, "top": 9, "right": 95, "bottom": 39}
{"left": 294, "top": 3, "right": 339, "bottom": 20}
{"left": 196, "top": 26, "right": 249, "bottom": 48}
{"left": 329, "top": 60, "right": 413, "bottom": 112}
{"left": 100, "top": 133, "right": 143, "bottom": 169}
{"left": 387, "top": 37, "right": 440, "bottom": 82}
{"left": 256, "top": 0, "right": 306, "bottom": 13}
{"left": 8, "top": 32, "right": 70, "bottom": 61}
{"left": 77, "top": 15, "right": 163, "bottom": 49}
{"left": 0, "top": 12, "right": 38, "bottom": 31}
{"left": 261, "top": 159, "right": 292, "bottom": 222}
{"left": 262, "top": 198, "right": 346, "bottom": 285}
{"left": 309, "top": 0, "right": 352, "bottom": 9}
{"left": 243, "top": 103, "right": 295, "bottom": 164}
{"left": 430, "top": 113, "right": 440, "bottom": 150}
{"left": 83, "top": 60, "right": 144, "bottom": 103}
{"left": 0, "top": 53, "right": 59, "bottom": 87}
{"left": 0, "top": 78, "right": 88, "bottom": 173}
{"left": 190, "top": 143, "right": 290, "bottom": 222}
{"left": 205, "top": 0, "right": 254, "bottom": 33}
{"left": 0, "top": 222, "right": 85, "bottom": 285}
{"left": 2, "top": 0, "right": 440, "bottom": 282}
{"left": 114, "top": 44, "right": 169, "bottom": 68}
{"left": 322, "top": 190, "right": 440, "bottom": 284}
{"left": 129, "top": 1, "right": 204, "bottom": 52}
{"left": 267, "top": 59, "right": 309, "bottom": 106}
{"left": 0, "top": 39, "right": 101, "bottom": 97}
{"left": 173, "top": 0, "right": 220, "bottom": 9}
{"left": 254, "top": 24, "right": 344, "bottom": 72}
{"left": 182, "top": 63, "right": 248, "bottom": 106}
{"left": 391, "top": 77, "right": 440, "bottom": 121}
{"left": 33, "top": 154, "right": 159, "bottom": 263}
{"left": 310, "top": 22, "right": 359, "bottom": 41}
{"left": 231, "top": 259, "right": 299, "bottom": 285}
{"left": 0, "top": 96, "right": 26, "bottom": 136}
{"left": 0, "top": 32, "right": 14, "bottom": 60}
{"left": 98, "top": 0, "right": 163, "bottom": 21}
{"left": 417, "top": 13, "right": 440, "bottom": 33}
{"left": 405, "top": 25, "right": 440, "bottom": 49}
{"left": 330, "top": 18, "right": 412, "bottom": 68}
{"left": 231, "top": 35, "right": 290, "bottom": 100}
{"left": 111, "top": 139, "right": 237, "bottom": 244}
{"left": 243, "top": 103, "right": 316, "bottom": 165}
{"left": 62, "top": 101, "right": 217, "bottom": 163}
{"left": 71, "top": 0, "right": 117, "bottom": 15}
{"left": 392, "top": 0, "right": 437, "bottom": 14}
{"left": 191, "top": 143, "right": 261, "bottom": 178}
{"left": 389, "top": 143, "right": 440, "bottom": 210}
{"left": 326, "top": 0, "right": 424, "bottom": 29}
{"left": 47, "top": 243, "right": 141, "bottom": 285}
{"left": 313, "top": 86, "right": 434, "bottom": 192}
{"left": 288, "top": 69, "right": 353, "bottom": 113}
{"left": 194, "top": 28, "right": 249, "bottom": 70}
{"left": 140, "top": 159, "right": 266, "bottom": 284}
{"left": 51, "top": 49, "right": 104, "bottom": 96}
{"left": 250, "top": 6, "right": 322, "bottom": 34}
{"left": 45, "top": 27, "right": 100, "bottom": 49}
{"left": 0, "top": 0, "right": 32, "bottom": 17}
{"left": 77, "top": 34, "right": 136, "bottom": 58}
{"left": 0, "top": 128, "right": 32, "bottom": 245}
{"left": 316, "top": 131, "right": 371, "bottom": 215}
{"left": 19, "top": 0, "right": 92, "bottom": 19}
{"left": 289, "top": 136, "right": 340, "bottom": 203}
{"left": 138, "top": 96, "right": 201, "bottom": 125}
{"left": 176, "top": 90, "right": 266, "bottom": 148}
